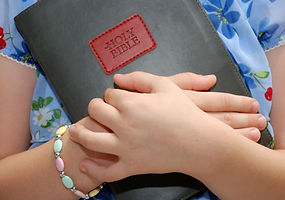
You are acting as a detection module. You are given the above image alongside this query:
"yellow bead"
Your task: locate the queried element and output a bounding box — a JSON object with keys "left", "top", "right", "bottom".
{"left": 88, "top": 188, "right": 101, "bottom": 197}
{"left": 56, "top": 126, "right": 67, "bottom": 136}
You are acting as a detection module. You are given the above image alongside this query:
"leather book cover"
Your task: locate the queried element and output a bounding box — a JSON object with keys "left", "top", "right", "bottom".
{"left": 15, "top": 0, "right": 273, "bottom": 199}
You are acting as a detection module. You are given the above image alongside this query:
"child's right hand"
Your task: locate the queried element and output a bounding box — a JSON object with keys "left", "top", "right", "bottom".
{"left": 168, "top": 73, "right": 266, "bottom": 141}
{"left": 116, "top": 72, "right": 266, "bottom": 141}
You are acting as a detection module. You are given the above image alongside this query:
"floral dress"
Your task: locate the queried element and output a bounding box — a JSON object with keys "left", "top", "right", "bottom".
{"left": 0, "top": 0, "right": 284, "bottom": 199}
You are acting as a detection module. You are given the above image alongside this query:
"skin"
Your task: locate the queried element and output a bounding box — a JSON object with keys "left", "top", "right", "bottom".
{"left": 0, "top": 56, "right": 104, "bottom": 200}
{"left": 70, "top": 45, "right": 285, "bottom": 200}
{"left": 0, "top": 57, "right": 35, "bottom": 158}
{"left": 267, "top": 45, "right": 285, "bottom": 149}
{"left": 0, "top": 53, "right": 265, "bottom": 199}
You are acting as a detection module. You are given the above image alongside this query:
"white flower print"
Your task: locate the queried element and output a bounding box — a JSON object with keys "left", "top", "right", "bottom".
{"left": 32, "top": 107, "right": 53, "bottom": 127}
{"left": 31, "top": 130, "right": 47, "bottom": 142}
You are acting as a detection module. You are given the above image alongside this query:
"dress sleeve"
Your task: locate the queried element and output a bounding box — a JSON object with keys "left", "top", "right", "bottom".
{"left": 0, "top": 0, "right": 37, "bottom": 69}
{"left": 246, "top": 0, "right": 285, "bottom": 51}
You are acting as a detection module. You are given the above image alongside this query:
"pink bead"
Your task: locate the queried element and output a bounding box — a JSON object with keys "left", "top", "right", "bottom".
{"left": 56, "top": 157, "right": 64, "bottom": 171}
{"left": 74, "top": 190, "right": 86, "bottom": 198}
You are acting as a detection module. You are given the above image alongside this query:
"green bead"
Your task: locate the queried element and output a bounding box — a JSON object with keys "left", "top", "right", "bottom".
{"left": 53, "top": 140, "right": 62, "bottom": 153}
{"left": 62, "top": 175, "right": 74, "bottom": 189}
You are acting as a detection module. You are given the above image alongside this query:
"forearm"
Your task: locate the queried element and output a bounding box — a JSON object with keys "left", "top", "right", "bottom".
{"left": 186, "top": 120, "right": 285, "bottom": 200}
{"left": 190, "top": 45, "right": 285, "bottom": 200}
{"left": 266, "top": 44, "right": 285, "bottom": 149}
{"left": 0, "top": 132, "right": 101, "bottom": 200}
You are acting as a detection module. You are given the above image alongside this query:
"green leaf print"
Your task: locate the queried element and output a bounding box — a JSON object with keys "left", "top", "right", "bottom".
{"left": 32, "top": 100, "right": 39, "bottom": 111}
{"left": 38, "top": 97, "right": 44, "bottom": 108}
{"left": 53, "top": 109, "right": 61, "bottom": 119}
{"left": 254, "top": 71, "right": 269, "bottom": 79}
{"left": 43, "top": 97, "right": 53, "bottom": 106}
{"left": 50, "top": 116, "right": 55, "bottom": 122}
{"left": 271, "top": 137, "right": 275, "bottom": 149}
{"left": 41, "top": 121, "right": 51, "bottom": 128}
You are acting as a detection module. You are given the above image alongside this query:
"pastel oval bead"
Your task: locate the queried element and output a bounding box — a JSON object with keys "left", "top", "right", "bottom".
{"left": 88, "top": 188, "right": 100, "bottom": 197}
{"left": 74, "top": 190, "right": 86, "bottom": 198}
{"left": 56, "top": 126, "right": 67, "bottom": 136}
{"left": 56, "top": 157, "right": 64, "bottom": 171}
{"left": 62, "top": 175, "right": 74, "bottom": 189}
{"left": 54, "top": 139, "right": 63, "bottom": 153}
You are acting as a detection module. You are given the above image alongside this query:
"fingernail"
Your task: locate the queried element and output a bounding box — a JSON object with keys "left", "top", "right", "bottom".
{"left": 250, "top": 128, "right": 260, "bottom": 141}
{"left": 114, "top": 74, "right": 123, "bottom": 79}
{"left": 205, "top": 74, "right": 215, "bottom": 79}
{"left": 251, "top": 101, "right": 259, "bottom": 112}
{"left": 68, "top": 124, "right": 77, "bottom": 135}
{"left": 80, "top": 165, "right": 87, "bottom": 173}
{"left": 258, "top": 116, "right": 266, "bottom": 129}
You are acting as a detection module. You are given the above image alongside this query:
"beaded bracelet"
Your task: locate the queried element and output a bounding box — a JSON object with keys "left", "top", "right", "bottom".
{"left": 54, "top": 125, "right": 103, "bottom": 199}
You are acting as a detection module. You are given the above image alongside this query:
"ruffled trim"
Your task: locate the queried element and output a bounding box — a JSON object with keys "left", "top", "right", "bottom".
{"left": 0, "top": 52, "right": 36, "bottom": 70}
{"left": 265, "top": 34, "right": 285, "bottom": 52}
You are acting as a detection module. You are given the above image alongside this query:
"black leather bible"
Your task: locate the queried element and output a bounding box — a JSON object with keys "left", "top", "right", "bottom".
{"left": 15, "top": 0, "right": 273, "bottom": 199}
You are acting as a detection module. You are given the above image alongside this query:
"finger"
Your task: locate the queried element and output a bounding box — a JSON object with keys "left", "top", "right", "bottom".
{"left": 81, "top": 153, "right": 118, "bottom": 168}
{"left": 88, "top": 98, "right": 120, "bottom": 129}
{"left": 69, "top": 124, "right": 119, "bottom": 155}
{"left": 104, "top": 88, "right": 138, "bottom": 111}
{"left": 209, "top": 113, "right": 267, "bottom": 130}
{"left": 114, "top": 71, "right": 177, "bottom": 93}
{"left": 168, "top": 73, "right": 216, "bottom": 91}
{"left": 235, "top": 128, "right": 261, "bottom": 142}
{"left": 188, "top": 91, "right": 260, "bottom": 113}
{"left": 80, "top": 158, "right": 127, "bottom": 182}
{"left": 77, "top": 117, "right": 109, "bottom": 132}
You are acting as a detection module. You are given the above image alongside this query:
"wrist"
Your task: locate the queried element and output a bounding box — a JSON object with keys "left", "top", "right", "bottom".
{"left": 180, "top": 115, "right": 236, "bottom": 181}
{"left": 59, "top": 127, "right": 102, "bottom": 196}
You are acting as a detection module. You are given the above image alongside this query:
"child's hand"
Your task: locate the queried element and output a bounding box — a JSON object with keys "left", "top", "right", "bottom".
{"left": 58, "top": 117, "right": 115, "bottom": 194}
{"left": 117, "top": 72, "right": 265, "bottom": 141}
{"left": 69, "top": 72, "right": 258, "bottom": 183}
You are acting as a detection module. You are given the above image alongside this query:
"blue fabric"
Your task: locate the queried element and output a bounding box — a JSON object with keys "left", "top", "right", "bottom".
{"left": 1, "top": 0, "right": 285, "bottom": 199}
{"left": 193, "top": 0, "right": 285, "bottom": 199}
{"left": 0, "top": 0, "right": 36, "bottom": 64}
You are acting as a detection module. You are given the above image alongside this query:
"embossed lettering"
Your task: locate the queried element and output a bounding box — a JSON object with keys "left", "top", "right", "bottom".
{"left": 104, "top": 27, "right": 135, "bottom": 50}
{"left": 110, "top": 36, "right": 140, "bottom": 58}
{"left": 104, "top": 27, "right": 140, "bottom": 58}
{"left": 114, "top": 36, "right": 123, "bottom": 45}
{"left": 105, "top": 39, "right": 116, "bottom": 50}
{"left": 89, "top": 13, "right": 157, "bottom": 74}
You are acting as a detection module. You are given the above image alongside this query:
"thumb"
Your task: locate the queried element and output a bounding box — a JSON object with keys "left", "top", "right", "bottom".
{"left": 168, "top": 72, "right": 216, "bottom": 91}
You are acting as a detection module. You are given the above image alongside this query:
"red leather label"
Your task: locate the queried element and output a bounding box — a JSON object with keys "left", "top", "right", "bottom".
{"left": 89, "top": 14, "right": 157, "bottom": 74}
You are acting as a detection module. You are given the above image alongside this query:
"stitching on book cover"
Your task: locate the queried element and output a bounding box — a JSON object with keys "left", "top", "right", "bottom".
{"left": 195, "top": 0, "right": 273, "bottom": 147}
{"left": 16, "top": 0, "right": 41, "bottom": 17}
{"left": 89, "top": 14, "right": 157, "bottom": 74}
{"left": 194, "top": 0, "right": 250, "bottom": 97}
